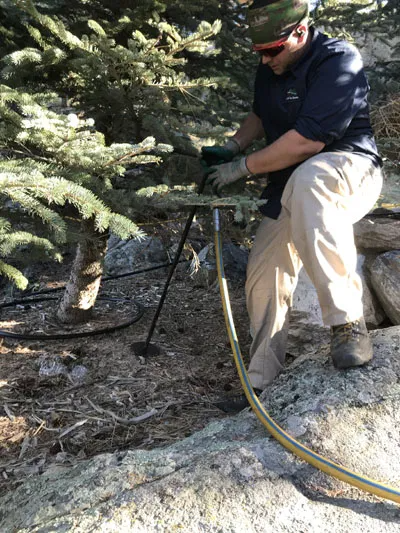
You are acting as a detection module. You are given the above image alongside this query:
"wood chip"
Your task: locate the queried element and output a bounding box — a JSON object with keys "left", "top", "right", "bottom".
{"left": 85, "top": 397, "right": 157, "bottom": 426}
{"left": 3, "top": 404, "right": 15, "bottom": 422}
{"left": 18, "top": 437, "right": 30, "bottom": 460}
{"left": 59, "top": 419, "right": 88, "bottom": 438}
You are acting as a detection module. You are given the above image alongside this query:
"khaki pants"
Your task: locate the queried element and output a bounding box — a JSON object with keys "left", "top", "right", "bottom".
{"left": 245, "top": 152, "right": 383, "bottom": 390}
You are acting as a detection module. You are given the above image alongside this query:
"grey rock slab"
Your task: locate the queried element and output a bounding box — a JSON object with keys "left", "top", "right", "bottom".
{"left": 191, "top": 242, "right": 249, "bottom": 287}
{"left": 105, "top": 236, "right": 168, "bottom": 276}
{"left": 222, "top": 242, "right": 249, "bottom": 280}
{"left": 354, "top": 218, "right": 400, "bottom": 252}
{"left": 370, "top": 251, "right": 400, "bottom": 325}
{"left": 1, "top": 328, "right": 400, "bottom": 532}
{"left": 289, "top": 268, "right": 330, "bottom": 358}
{"left": 292, "top": 267, "right": 324, "bottom": 325}
{"left": 357, "top": 254, "right": 386, "bottom": 327}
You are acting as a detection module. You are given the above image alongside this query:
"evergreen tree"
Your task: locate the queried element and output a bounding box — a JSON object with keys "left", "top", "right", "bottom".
{"left": 0, "top": 83, "right": 172, "bottom": 322}
{"left": 3, "top": 0, "right": 224, "bottom": 147}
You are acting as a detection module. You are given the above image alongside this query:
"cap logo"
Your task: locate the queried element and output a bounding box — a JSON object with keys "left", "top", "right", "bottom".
{"left": 251, "top": 13, "right": 270, "bottom": 27}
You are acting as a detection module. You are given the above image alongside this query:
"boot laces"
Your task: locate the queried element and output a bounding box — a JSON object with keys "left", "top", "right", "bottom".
{"left": 332, "top": 320, "right": 362, "bottom": 345}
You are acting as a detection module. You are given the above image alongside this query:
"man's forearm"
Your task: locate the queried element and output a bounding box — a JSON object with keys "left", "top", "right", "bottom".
{"left": 231, "top": 112, "right": 265, "bottom": 151}
{"left": 246, "top": 129, "right": 325, "bottom": 174}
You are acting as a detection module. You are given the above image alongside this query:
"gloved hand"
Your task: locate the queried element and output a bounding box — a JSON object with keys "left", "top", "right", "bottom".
{"left": 206, "top": 157, "right": 250, "bottom": 195}
{"left": 201, "top": 139, "right": 241, "bottom": 167}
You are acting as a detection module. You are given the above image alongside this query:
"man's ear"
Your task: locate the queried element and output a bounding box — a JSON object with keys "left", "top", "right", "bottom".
{"left": 295, "top": 24, "right": 307, "bottom": 41}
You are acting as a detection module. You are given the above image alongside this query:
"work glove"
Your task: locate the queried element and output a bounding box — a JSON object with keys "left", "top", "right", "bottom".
{"left": 201, "top": 139, "right": 241, "bottom": 167}
{"left": 206, "top": 156, "right": 251, "bottom": 195}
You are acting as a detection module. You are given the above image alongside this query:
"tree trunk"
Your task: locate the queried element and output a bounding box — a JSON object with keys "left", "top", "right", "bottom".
{"left": 57, "top": 220, "right": 108, "bottom": 325}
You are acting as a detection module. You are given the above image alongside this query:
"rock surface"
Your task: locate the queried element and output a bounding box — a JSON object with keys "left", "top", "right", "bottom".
{"left": 105, "top": 235, "right": 169, "bottom": 276}
{"left": 192, "top": 242, "right": 249, "bottom": 288}
{"left": 2, "top": 327, "right": 400, "bottom": 532}
{"left": 289, "top": 268, "right": 329, "bottom": 357}
{"left": 292, "top": 267, "right": 324, "bottom": 325}
{"left": 370, "top": 251, "right": 400, "bottom": 325}
{"left": 357, "top": 255, "right": 386, "bottom": 328}
{"left": 354, "top": 218, "right": 400, "bottom": 252}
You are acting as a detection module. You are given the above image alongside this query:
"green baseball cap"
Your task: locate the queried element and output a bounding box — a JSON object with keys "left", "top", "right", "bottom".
{"left": 248, "top": 0, "right": 309, "bottom": 47}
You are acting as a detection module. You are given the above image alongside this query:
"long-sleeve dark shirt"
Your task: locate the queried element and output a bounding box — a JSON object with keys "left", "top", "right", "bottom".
{"left": 252, "top": 27, "right": 382, "bottom": 219}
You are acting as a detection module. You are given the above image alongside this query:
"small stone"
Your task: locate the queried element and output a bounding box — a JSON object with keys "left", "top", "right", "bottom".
{"left": 286, "top": 415, "right": 307, "bottom": 438}
{"left": 38, "top": 356, "right": 68, "bottom": 377}
{"left": 69, "top": 365, "right": 88, "bottom": 383}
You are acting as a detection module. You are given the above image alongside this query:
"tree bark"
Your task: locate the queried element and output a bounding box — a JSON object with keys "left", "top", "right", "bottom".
{"left": 57, "top": 220, "right": 108, "bottom": 325}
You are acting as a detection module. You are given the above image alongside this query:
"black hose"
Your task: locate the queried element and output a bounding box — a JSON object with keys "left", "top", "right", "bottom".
{"left": 364, "top": 212, "right": 400, "bottom": 219}
{"left": 0, "top": 296, "right": 144, "bottom": 340}
{"left": 18, "top": 260, "right": 189, "bottom": 297}
{"left": 0, "top": 260, "right": 189, "bottom": 341}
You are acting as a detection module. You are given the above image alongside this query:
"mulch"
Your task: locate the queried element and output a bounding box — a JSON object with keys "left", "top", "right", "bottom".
{"left": 0, "top": 258, "right": 252, "bottom": 496}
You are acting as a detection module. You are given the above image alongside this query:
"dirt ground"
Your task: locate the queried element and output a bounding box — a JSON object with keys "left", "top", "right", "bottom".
{"left": 0, "top": 251, "right": 252, "bottom": 497}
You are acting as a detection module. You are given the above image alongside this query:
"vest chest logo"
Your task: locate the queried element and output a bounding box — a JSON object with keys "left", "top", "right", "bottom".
{"left": 286, "top": 88, "right": 300, "bottom": 102}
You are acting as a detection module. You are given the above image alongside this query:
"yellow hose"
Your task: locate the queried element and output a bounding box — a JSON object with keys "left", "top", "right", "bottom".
{"left": 213, "top": 207, "right": 400, "bottom": 505}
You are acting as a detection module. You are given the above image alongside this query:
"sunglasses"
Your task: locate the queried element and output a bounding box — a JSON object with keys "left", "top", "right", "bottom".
{"left": 257, "top": 43, "right": 286, "bottom": 58}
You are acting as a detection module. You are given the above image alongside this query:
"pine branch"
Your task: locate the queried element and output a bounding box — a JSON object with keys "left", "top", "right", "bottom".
{"left": 2, "top": 187, "right": 67, "bottom": 243}
{"left": 0, "top": 259, "right": 28, "bottom": 290}
{"left": 0, "top": 230, "right": 62, "bottom": 261}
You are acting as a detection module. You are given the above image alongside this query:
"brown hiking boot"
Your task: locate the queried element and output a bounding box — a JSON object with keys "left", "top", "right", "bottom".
{"left": 330, "top": 317, "right": 373, "bottom": 369}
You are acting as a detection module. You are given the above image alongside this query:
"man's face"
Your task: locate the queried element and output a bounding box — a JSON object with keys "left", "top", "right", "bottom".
{"left": 256, "top": 27, "right": 308, "bottom": 75}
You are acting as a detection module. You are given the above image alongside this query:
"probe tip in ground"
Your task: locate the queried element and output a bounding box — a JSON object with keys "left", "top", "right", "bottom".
{"left": 131, "top": 341, "right": 161, "bottom": 357}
